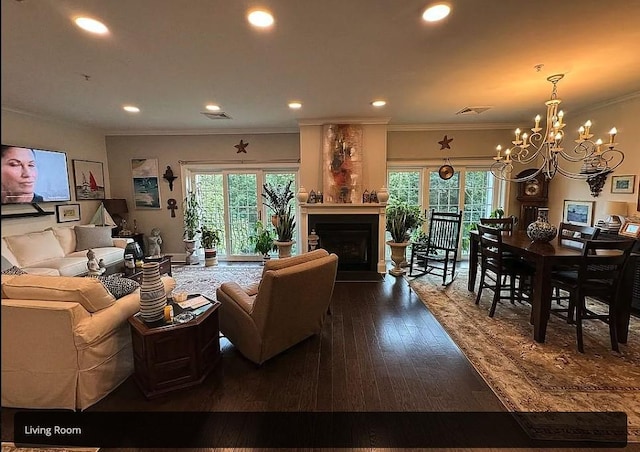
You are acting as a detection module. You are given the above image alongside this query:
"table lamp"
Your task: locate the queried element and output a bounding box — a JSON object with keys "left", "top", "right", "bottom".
{"left": 604, "top": 201, "right": 627, "bottom": 229}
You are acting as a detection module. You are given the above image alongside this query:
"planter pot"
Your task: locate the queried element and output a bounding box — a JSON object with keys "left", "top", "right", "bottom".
{"left": 204, "top": 248, "right": 218, "bottom": 267}
{"left": 184, "top": 239, "right": 199, "bottom": 265}
{"left": 274, "top": 240, "right": 295, "bottom": 258}
{"left": 387, "top": 240, "right": 410, "bottom": 276}
{"left": 261, "top": 254, "right": 271, "bottom": 266}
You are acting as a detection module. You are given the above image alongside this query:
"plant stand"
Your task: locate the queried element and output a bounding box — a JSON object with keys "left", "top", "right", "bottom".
{"left": 387, "top": 240, "right": 410, "bottom": 276}
{"left": 274, "top": 240, "right": 294, "bottom": 258}
{"left": 184, "top": 239, "right": 199, "bottom": 265}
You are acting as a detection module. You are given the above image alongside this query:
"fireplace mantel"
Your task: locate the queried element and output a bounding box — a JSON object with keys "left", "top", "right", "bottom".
{"left": 300, "top": 202, "right": 388, "bottom": 274}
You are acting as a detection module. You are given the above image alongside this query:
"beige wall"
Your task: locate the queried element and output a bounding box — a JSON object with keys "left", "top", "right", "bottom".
{"left": 547, "top": 96, "right": 640, "bottom": 226}
{"left": 1, "top": 109, "right": 108, "bottom": 237}
{"left": 105, "top": 133, "right": 299, "bottom": 256}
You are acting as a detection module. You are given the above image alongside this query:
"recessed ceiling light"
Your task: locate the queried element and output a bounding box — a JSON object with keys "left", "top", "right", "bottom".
{"left": 74, "top": 17, "right": 109, "bottom": 34}
{"left": 288, "top": 102, "right": 302, "bottom": 110}
{"left": 248, "top": 10, "right": 274, "bottom": 28}
{"left": 206, "top": 104, "right": 221, "bottom": 111}
{"left": 371, "top": 100, "right": 387, "bottom": 107}
{"left": 422, "top": 3, "right": 451, "bottom": 22}
{"left": 123, "top": 105, "right": 140, "bottom": 113}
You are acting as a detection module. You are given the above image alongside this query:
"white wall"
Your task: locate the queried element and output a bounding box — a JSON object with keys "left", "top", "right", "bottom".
{"left": 1, "top": 109, "right": 108, "bottom": 237}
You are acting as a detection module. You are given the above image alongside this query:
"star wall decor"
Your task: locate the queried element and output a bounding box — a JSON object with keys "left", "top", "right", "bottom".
{"left": 235, "top": 139, "right": 249, "bottom": 153}
{"left": 438, "top": 135, "right": 453, "bottom": 150}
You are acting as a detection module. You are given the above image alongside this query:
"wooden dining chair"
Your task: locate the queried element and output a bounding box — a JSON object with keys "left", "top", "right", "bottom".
{"left": 479, "top": 216, "right": 518, "bottom": 233}
{"left": 475, "top": 224, "right": 534, "bottom": 317}
{"left": 550, "top": 239, "right": 634, "bottom": 353}
{"left": 552, "top": 223, "right": 601, "bottom": 315}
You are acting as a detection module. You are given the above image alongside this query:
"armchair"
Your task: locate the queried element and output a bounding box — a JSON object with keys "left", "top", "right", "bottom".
{"left": 217, "top": 249, "right": 338, "bottom": 365}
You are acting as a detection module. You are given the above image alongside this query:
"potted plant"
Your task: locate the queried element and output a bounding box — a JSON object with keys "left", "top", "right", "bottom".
{"left": 385, "top": 200, "right": 424, "bottom": 276}
{"left": 183, "top": 191, "right": 202, "bottom": 265}
{"left": 262, "top": 180, "right": 296, "bottom": 257}
{"left": 200, "top": 225, "right": 222, "bottom": 267}
{"left": 262, "top": 180, "right": 295, "bottom": 227}
{"left": 249, "top": 221, "right": 276, "bottom": 263}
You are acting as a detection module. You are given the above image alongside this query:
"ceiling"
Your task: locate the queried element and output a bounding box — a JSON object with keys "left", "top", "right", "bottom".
{"left": 2, "top": 0, "right": 640, "bottom": 134}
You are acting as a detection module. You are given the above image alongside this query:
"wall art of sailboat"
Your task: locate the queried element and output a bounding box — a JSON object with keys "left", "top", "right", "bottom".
{"left": 72, "top": 160, "right": 106, "bottom": 200}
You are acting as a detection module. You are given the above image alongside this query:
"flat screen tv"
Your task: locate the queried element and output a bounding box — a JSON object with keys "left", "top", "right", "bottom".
{"left": 1, "top": 144, "right": 72, "bottom": 205}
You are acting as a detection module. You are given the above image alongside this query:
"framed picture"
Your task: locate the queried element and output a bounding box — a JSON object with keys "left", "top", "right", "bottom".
{"left": 563, "top": 200, "right": 594, "bottom": 227}
{"left": 56, "top": 203, "right": 80, "bottom": 223}
{"left": 322, "top": 124, "right": 363, "bottom": 203}
{"left": 131, "top": 158, "right": 161, "bottom": 209}
{"left": 611, "top": 175, "right": 635, "bottom": 194}
{"left": 72, "top": 160, "right": 106, "bottom": 200}
{"left": 620, "top": 220, "right": 640, "bottom": 238}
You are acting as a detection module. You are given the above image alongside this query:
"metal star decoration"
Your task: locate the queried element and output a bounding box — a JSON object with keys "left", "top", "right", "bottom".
{"left": 438, "top": 135, "right": 454, "bottom": 150}
{"left": 235, "top": 139, "right": 249, "bottom": 153}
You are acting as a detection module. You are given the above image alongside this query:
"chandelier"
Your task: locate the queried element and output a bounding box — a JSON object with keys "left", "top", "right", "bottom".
{"left": 491, "top": 74, "right": 624, "bottom": 184}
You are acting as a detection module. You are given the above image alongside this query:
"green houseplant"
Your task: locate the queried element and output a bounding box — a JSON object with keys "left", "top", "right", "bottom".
{"left": 250, "top": 221, "right": 276, "bottom": 261}
{"left": 262, "top": 180, "right": 296, "bottom": 257}
{"left": 385, "top": 200, "right": 424, "bottom": 276}
{"left": 200, "top": 225, "right": 222, "bottom": 267}
{"left": 183, "top": 191, "right": 202, "bottom": 265}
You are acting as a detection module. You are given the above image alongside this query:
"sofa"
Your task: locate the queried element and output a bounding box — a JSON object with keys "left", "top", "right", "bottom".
{"left": 1, "top": 273, "right": 176, "bottom": 410}
{"left": 217, "top": 249, "right": 338, "bottom": 365}
{"left": 1, "top": 225, "right": 129, "bottom": 276}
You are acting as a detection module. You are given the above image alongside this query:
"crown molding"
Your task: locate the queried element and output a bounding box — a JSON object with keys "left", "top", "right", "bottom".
{"left": 104, "top": 127, "right": 300, "bottom": 136}
{"left": 572, "top": 91, "right": 640, "bottom": 115}
{"left": 1, "top": 106, "right": 106, "bottom": 132}
{"left": 297, "top": 117, "right": 391, "bottom": 126}
{"left": 388, "top": 122, "right": 521, "bottom": 132}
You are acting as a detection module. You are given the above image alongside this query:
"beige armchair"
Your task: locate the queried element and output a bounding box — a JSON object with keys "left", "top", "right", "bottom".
{"left": 217, "top": 249, "right": 338, "bottom": 365}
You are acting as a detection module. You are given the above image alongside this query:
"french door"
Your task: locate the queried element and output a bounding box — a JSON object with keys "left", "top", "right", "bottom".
{"left": 188, "top": 168, "right": 298, "bottom": 261}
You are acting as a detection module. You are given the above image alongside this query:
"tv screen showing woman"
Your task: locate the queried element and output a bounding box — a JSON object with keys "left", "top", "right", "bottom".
{"left": 1, "top": 144, "right": 71, "bottom": 204}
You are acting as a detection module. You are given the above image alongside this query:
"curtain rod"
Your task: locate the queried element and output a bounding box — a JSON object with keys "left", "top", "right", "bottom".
{"left": 179, "top": 158, "right": 300, "bottom": 164}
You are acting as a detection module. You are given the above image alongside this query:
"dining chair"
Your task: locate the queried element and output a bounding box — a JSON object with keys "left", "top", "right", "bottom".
{"left": 475, "top": 224, "right": 534, "bottom": 317}
{"left": 479, "top": 216, "right": 518, "bottom": 233}
{"left": 549, "top": 239, "right": 634, "bottom": 353}
{"left": 551, "top": 223, "right": 601, "bottom": 317}
{"left": 409, "top": 209, "right": 462, "bottom": 286}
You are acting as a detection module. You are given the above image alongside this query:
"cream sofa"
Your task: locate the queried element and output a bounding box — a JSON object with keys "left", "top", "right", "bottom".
{"left": 1, "top": 226, "right": 129, "bottom": 276}
{"left": 1, "top": 273, "right": 176, "bottom": 410}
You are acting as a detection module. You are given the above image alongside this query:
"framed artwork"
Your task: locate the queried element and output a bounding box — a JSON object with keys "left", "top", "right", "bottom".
{"left": 56, "top": 203, "right": 80, "bottom": 223}
{"left": 72, "top": 160, "right": 105, "bottom": 200}
{"left": 131, "top": 158, "right": 161, "bottom": 209}
{"left": 563, "top": 200, "right": 594, "bottom": 227}
{"left": 322, "top": 124, "right": 363, "bottom": 203}
{"left": 620, "top": 220, "right": 640, "bottom": 238}
{"left": 611, "top": 175, "right": 635, "bottom": 194}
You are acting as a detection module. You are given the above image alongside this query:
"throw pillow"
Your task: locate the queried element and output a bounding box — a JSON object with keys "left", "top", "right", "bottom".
{"left": 1, "top": 265, "right": 27, "bottom": 275}
{"left": 1, "top": 255, "right": 15, "bottom": 272}
{"left": 94, "top": 275, "right": 140, "bottom": 299}
{"left": 75, "top": 226, "right": 113, "bottom": 252}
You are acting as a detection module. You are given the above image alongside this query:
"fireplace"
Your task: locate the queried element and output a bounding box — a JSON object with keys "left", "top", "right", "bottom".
{"left": 308, "top": 214, "right": 378, "bottom": 273}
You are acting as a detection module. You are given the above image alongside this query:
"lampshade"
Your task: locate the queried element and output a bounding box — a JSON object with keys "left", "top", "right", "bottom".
{"left": 605, "top": 201, "right": 627, "bottom": 217}
{"left": 103, "top": 198, "right": 128, "bottom": 215}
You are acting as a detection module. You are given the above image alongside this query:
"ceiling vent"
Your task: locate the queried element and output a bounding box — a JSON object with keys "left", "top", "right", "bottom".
{"left": 456, "top": 106, "right": 492, "bottom": 116}
{"left": 201, "top": 111, "right": 232, "bottom": 120}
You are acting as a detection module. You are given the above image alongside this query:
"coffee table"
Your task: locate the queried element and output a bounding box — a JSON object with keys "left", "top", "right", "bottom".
{"left": 124, "top": 254, "right": 172, "bottom": 284}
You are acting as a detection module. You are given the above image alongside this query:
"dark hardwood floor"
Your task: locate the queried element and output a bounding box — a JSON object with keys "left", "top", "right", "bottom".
{"left": 1, "top": 266, "right": 630, "bottom": 450}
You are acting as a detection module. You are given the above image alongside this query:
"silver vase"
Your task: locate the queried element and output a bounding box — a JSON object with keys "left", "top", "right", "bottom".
{"left": 526, "top": 208, "right": 557, "bottom": 243}
{"left": 139, "top": 262, "right": 167, "bottom": 323}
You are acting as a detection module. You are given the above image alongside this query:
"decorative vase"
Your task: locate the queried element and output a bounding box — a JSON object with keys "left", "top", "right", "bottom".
{"left": 204, "top": 248, "right": 218, "bottom": 267}
{"left": 526, "top": 208, "right": 557, "bottom": 243}
{"left": 387, "top": 240, "right": 410, "bottom": 276}
{"left": 184, "top": 239, "right": 199, "bottom": 265}
{"left": 297, "top": 186, "right": 309, "bottom": 203}
{"left": 274, "top": 240, "right": 294, "bottom": 258}
{"left": 377, "top": 186, "right": 389, "bottom": 203}
{"left": 139, "top": 262, "right": 167, "bottom": 323}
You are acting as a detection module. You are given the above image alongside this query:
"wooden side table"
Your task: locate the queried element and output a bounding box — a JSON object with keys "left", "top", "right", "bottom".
{"left": 124, "top": 255, "right": 172, "bottom": 284}
{"left": 128, "top": 298, "right": 221, "bottom": 398}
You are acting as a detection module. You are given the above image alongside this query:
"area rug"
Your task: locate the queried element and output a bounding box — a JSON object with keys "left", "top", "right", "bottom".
{"left": 171, "top": 264, "right": 263, "bottom": 301}
{"left": 1, "top": 443, "right": 98, "bottom": 452}
{"left": 409, "top": 273, "right": 640, "bottom": 442}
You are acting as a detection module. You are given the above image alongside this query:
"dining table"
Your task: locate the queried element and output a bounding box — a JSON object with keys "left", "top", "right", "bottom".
{"left": 468, "top": 230, "right": 635, "bottom": 344}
